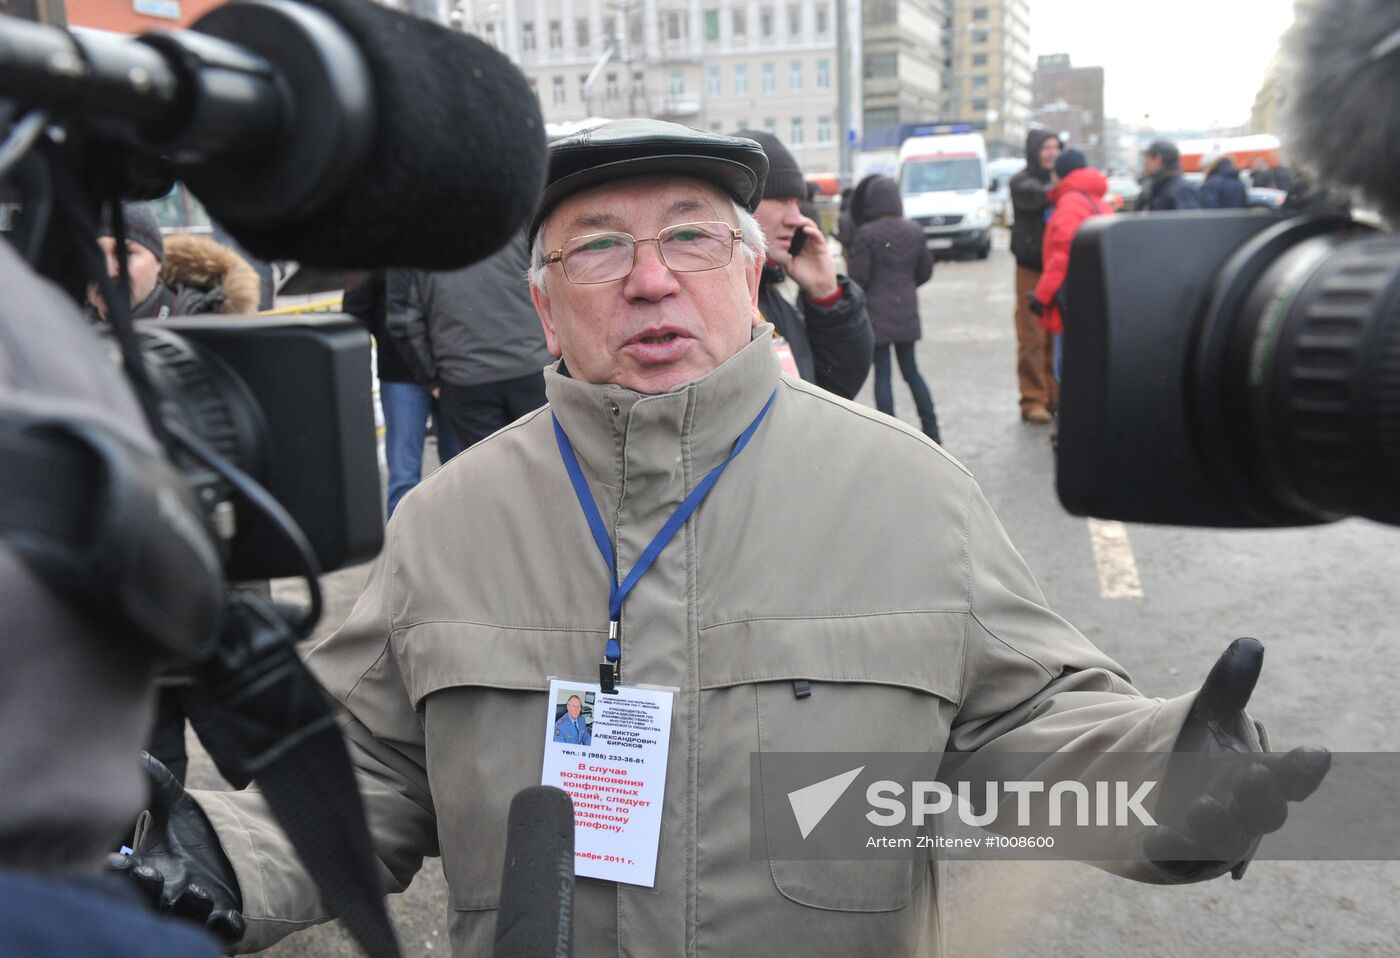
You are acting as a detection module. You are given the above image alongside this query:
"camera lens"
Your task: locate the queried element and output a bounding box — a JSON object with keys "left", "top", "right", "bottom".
{"left": 1194, "top": 219, "right": 1400, "bottom": 526}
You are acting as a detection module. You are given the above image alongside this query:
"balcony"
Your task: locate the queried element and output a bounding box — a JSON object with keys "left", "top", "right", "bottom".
{"left": 650, "top": 95, "right": 701, "bottom": 117}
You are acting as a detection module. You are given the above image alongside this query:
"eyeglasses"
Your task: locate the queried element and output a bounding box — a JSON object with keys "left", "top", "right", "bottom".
{"left": 545, "top": 221, "right": 745, "bottom": 285}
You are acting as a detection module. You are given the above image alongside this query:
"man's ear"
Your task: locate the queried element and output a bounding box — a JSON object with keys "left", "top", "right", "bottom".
{"left": 746, "top": 255, "right": 763, "bottom": 328}
{"left": 530, "top": 283, "right": 564, "bottom": 359}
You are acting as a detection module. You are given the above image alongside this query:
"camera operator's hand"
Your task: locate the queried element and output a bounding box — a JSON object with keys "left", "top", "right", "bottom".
{"left": 1147, "top": 638, "right": 1330, "bottom": 882}
{"left": 107, "top": 752, "right": 246, "bottom": 944}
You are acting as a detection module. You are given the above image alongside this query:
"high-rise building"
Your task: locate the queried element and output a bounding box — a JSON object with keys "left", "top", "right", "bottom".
{"left": 460, "top": 0, "right": 843, "bottom": 173}
{"left": 944, "top": 0, "right": 1031, "bottom": 158}
{"left": 1032, "top": 53, "right": 1105, "bottom": 167}
{"left": 860, "top": 0, "right": 949, "bottom": 137}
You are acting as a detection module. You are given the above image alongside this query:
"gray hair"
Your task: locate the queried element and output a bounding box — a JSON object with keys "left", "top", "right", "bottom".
{"left": 528, "top": 200, "right": 767, "bottom": 291}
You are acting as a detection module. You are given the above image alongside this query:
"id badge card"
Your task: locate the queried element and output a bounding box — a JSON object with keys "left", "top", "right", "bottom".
{"left": 541, "top": 677, "right": 675, "bottom": 886}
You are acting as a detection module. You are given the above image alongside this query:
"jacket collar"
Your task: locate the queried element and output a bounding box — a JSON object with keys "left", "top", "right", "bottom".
{"left": 545, "top": 324, "right": 780, "bottom": 485}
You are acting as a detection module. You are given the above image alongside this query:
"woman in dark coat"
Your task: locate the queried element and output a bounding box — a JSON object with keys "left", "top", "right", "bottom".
{"left": 846, "top": 174, "right": 940, "bottom": 442}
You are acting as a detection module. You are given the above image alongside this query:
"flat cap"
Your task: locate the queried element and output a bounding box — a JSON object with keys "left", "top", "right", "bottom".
{"left": 529, "top": 118, "right": 769, "bottom": 244}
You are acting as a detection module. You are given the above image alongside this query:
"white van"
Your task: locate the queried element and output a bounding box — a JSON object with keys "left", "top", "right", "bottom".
{"left": 896, "top": 132, "right": 993, "bottom": 259}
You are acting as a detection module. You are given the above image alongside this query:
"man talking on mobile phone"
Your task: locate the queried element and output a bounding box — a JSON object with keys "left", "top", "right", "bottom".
{"left": 735, "top": 130, "right": 873, "bottom": 399}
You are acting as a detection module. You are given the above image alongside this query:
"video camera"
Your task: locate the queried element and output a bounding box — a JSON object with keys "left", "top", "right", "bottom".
{"left": 1056, "top": 0, "right": 1400, "bottom": 531}
{"left": 1, "top": 1, "right": 547, "bottom": 953}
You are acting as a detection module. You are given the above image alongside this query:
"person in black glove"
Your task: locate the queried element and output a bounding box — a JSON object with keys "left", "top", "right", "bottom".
{"left": 108, "top": 754, "right": 246, "bottom": 945}
{"left": 1148, "top": 638, "right": 1330, "bottom": 880}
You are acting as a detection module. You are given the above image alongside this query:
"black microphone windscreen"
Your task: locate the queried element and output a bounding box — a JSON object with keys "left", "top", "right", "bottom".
{"left": 1284, "top": 0, "right": 1400, "bottom": 221}
{"left": 213, "top": 0, "right": 546, "bottom": 271}
{"left": 494, "top": 786, "right": 574, "bottom": 958}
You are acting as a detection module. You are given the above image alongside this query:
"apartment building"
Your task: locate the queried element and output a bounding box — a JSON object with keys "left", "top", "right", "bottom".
{"left": 944, "top": 0, "right": 1031, "bottom": 157}
{"left": 460, "top": 0, "right": 843, "bottom": 172}
{"left": 1033, "top": 53, "right": 1105, "bottom": 167}
{"left": 860, "top": 0, "right": 948, "bottom": 136}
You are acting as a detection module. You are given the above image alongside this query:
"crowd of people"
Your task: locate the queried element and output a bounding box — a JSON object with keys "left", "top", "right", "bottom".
{"left": 37, "top": 118, "right": 1334, "bottom": 957}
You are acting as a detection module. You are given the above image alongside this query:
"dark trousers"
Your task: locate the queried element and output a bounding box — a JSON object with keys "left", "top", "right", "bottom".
{"left": 439, "top": 371, "right": 548, "bottom": 450}
{"left": 874, "top": 341, "right": 941, "bottom": 443}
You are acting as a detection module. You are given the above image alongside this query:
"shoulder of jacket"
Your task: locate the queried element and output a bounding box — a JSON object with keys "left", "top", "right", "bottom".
{"left": 161, "top": 234, "right": 261, "bottom": 314}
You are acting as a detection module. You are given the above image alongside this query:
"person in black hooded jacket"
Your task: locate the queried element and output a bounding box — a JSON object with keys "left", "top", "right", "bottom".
{"left": 846, "top": 174, "right": 940, "bottom": 442}
{"left": 1200, "top": 155, "right": 1249, "bottom": 209}
{"left": 735, "top": 129, "right": 873, "bottom": 399}
{"left": 1008, "top": 129, "right": 1062, "bottom": 424}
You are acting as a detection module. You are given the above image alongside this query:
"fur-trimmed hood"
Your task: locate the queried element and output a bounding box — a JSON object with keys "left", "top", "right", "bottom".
{"left": 159, "top": 233, "right": 261, "bottom": 315}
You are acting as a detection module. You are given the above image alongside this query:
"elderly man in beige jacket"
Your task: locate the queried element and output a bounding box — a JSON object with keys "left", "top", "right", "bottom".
{"left": 131, "top": 119, "right": 1325, "bottom": 957}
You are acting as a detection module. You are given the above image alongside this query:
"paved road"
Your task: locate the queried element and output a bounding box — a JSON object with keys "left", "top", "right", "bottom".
{"left": 190, "top": 230, "right": 1400, "bottom": 955}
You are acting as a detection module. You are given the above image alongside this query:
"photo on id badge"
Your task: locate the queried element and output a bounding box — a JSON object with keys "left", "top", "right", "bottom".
{"left": 552, "top": 688, "right": 595, "bottom": 747}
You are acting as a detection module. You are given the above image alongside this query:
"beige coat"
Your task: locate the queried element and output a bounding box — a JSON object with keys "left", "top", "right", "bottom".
{"left": 196, "top": 327, "right": 1211, "bottom": 956}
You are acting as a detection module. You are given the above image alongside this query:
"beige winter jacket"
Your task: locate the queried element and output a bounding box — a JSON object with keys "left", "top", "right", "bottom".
{"left": 195, "top": 326, "right": 1205, "bottom": 956}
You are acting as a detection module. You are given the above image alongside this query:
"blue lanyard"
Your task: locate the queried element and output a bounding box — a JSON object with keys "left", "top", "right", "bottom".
{"left": 552, "top": 388, "right": 777, "bottom": 691}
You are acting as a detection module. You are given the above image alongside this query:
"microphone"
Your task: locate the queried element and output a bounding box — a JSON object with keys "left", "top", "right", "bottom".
{"left": 494, "top": 786, "right": 575, "bottom": 958}
{"left": 1284, "top": 0, "right": 1400, "bottom": 222}
{"left": 0, "top": 0, "right": 547, "bottom": 270}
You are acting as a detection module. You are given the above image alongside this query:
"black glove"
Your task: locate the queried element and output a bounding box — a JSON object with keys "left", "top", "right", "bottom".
{"left": 1147, "top": 638, "right": 1330, "bottom": 882}
{"left": 108, "top": 752, "right": 246, "bottom": 944}
{"left": 1027, "top": 292, "right": 1044, "bottom": 317}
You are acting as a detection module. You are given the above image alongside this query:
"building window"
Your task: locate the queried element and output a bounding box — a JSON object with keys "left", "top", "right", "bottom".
{"left": 971, "top": 98, "right": 988, "bottom": 111}
{"left": 606, "top": 72, "right": 620, "bottom": 99}
{"left": 669, "top": 68, "right": 685, "bottom": 96}
{"left": 603, "top": 16, "right": 616, "bottom": 41}
{"left": 734, "top": 63, "right": 749, "bottom": 93}
{"left": 788, "top": 60, "right": 802, "bottom": 91}
{"left": 633, "top": 70, "right": 646, "bottom": 94}
{"left": 711, "top": 120, "right": 724, "bottom": 132}
{"left": 763, "top": 117, "right": 777, "bottom": 136}
{"left": 817, "top": 115, "right": 832, "bottom": 144}
{"left": 522, "top": 22, "right": 536, "bottom": 51}
{"left": 790, "top": 117, "right": 804, "bottom": 145}
{"left": 578, "top": 74, "right": 589, "bottom": 101}
{"left": 787, "top": 3, "right": 801, "bottom": 35}
{"left": 576, "top": 18, "right": 590, "bottom": 48}
{"left": 761, "top": 6, "right": 773, "bottom": 37}
{"left": 666, "top": 12, "right": 683, "bottom": 40}
{"left": 706, "top": 64, "right": 721, "bottom": 95}
{"left": 551, "top": 76, "right": 565, "bottom": 104}
{"left": 549, "top": 20, "right": 562, "bottom": 49}
{"left": 630, "top": 14, "right": 644, "bottom": 45}
{"left": 972, "top": 74, "right": 988, "bottom": 88}
{"left": 972, "top": 29, "right": 989, "bottom": 43}
{"left": 972, "top": 6, "right": 989, "bottom": 19}
{"left": 705, "top": 8, "right": 719, "bottom": 41}
{"left": 816, "top": 58, "right": 830, "bottom": 89}
{"left": 972, "top": 53, "right": 987, "bottom": 66}
{"left": 864, "top": 51, "right": 897, "bottom": 78}
{"left": 761, "top": 62, "right": 775, "bottom": 92}
{"left": 735, "top": 117, "right": 750, "bottom": 131}
{"left": 815, "top": 3, "right": 829, "bottom": 34}
{"left": 733, "top": 8, "right": 747, "bottom": 37}
{"left": 864, "top": 106, "right": 897, "bottom": 131}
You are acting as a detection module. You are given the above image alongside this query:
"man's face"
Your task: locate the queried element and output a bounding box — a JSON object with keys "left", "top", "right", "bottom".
{"left": 1143, "top": 153, "right": 1165, "bottom": 177}
{"left": 567, "top": 697, "right": 582, "bottom": 718}
{"left": 88, "top": 237, "right": 161, "bottom": 318}
{"left": 1038, "top": 137, "right": 1062, "bottom": 171}
{"left": 532, "top": 175, "right": 762, "bottom": 395}
{"left": 753, "top": 195, "right": 805, "bottom": 267}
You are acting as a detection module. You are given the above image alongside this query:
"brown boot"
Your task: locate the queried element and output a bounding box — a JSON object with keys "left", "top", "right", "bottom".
{"left": 1021, "top": 406, "right": 1053, "bottom": 424}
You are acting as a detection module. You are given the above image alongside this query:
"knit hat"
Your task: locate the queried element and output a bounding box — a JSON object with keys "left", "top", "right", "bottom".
{"left": 1054, "top": 149, "right": 1088, "bottom": 179}
{"left": 732, "top": 129, "right": 806, "bottom": 199}
{"left": 97, "top": 201, "right": 164, "bottom": 262}
{"left": 1145, "top": 140, "right": 1181, "bottom": 168}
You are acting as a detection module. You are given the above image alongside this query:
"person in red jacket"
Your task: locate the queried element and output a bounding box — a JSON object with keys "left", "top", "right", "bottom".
{"left": 1030, "top": 149, "right": 1114, "bottom": 380}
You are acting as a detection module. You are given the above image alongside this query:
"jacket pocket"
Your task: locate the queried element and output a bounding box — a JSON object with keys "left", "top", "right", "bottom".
{"left": 701, "top": 612, "right": 965, "bottom": 913}
{"left": 398, "top": 621, "right": 601, "bottom": 912}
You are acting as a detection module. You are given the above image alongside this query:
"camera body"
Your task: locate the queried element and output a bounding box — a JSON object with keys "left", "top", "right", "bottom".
{"left": 1058, "top": 210, "right": 1400, "bottom": 528}
{"left": 140, "top": 313, "right": 383, "bottom": 580}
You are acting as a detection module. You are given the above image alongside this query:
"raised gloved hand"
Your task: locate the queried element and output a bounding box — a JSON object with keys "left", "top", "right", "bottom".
{"left": 107, "top": 752, "right": 246, "bottom": 944}
{"left": 1147, "top": 638, "right": 1330, "bottom": 882}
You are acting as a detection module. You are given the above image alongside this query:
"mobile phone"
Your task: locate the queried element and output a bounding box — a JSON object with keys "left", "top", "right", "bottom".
{"left": 788, "top": 229, "right": 808, "bottom": 257}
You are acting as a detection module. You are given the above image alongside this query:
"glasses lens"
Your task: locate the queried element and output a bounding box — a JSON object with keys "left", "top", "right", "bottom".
{"left": 659, "top": 222, "right": 734, "bottom": 272}
{"left": 562, "top": 232, "right": 634, "bottom": 284}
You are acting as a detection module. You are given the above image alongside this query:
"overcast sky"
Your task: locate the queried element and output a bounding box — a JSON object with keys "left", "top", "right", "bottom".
{"left": 1028, "top": 0, "right": 1298, "bottom": 131}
